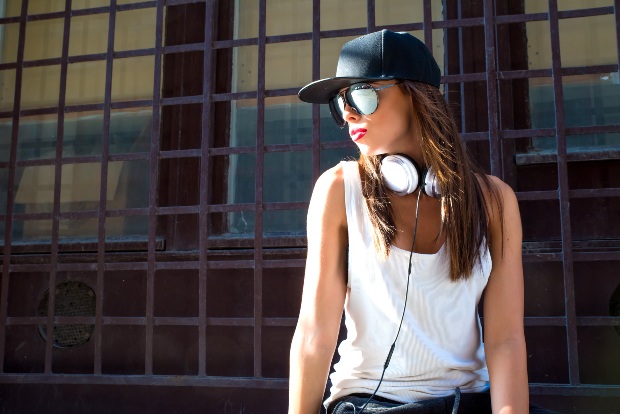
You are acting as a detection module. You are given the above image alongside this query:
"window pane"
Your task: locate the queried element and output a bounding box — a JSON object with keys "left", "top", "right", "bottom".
{"left": 265, "top": 97, "right": 311, "bottom": 145}
{"left": 0, "top": 120, "right": 11, "bottom": 162}
{"left": 63, "top": 110, "right": 153, "bottom": 157}
{"left": 2, "top": 0, "right": 22, "bottom": 18}
{"left": 225, "top": 153, "right": 257, "bottom": 204}
{"left": 24, "top": 18, "right": 65, "bottom": 61}
{"left": 69, "top": 13, "right": 109, "bottom": 56}
{"left": 529, "top": 78, "right": 556, "bottom": 130}
{"left": 563, "top": 74, "right": 620, "bottom": 128}
{"left": 264, "top": 209, "right": 306, "bottom": 233}
{"left": 111, "top": 55, "right": 154, "bottom": 101}
{"left": 264, "top": 151, "right": 312, "bottom": 203}
{"left": 266, "top": 0, "right": 312, "bottom": 36}
{"left": 17, "top": 115, "right": 57, "bottom": 161}
{"left": 320, "top": 36, "right": 356, "bottom": 79}
{"left": 11, "top": 219, "right": 53, "bottom": 241}
{"left": 228, "top": 99, "right": 257, "bottom": 147}
{"left": 66, "top": 60, "right": 107, "bottom": 105}
{"left": 321, "top": 0, "right": 366, "bottom": 31}
{"left": 21, "top": 65, "right": 61, "bottom": 109}
{"left": 559, "top": 14, "right": 617, "bottom": 67}
{"left": 321, "top": 147, "right": 358, "bottom": 174}
{"left": 526, "top": 20, "right": 552, "bottom": 70}
{"left": 1, "top": 23, "right": 20, "bottom": 63}
{"left": 28, "top": 0, "right": 64, "bottom": 14}
{"left": 232, "top": 45, "right": 257, "bottom": 93}
{"left": 233, "top": 0, "right": 259, "bottom": 39}
{"left": 265, "top": 40, "right": 312, "bottom": 90}
{"left": 557, "top": 0, "right": 613, "bottom": 11}
{"left": 524, "top": 0, "right": 548, "bottom": 13}
{"left": 72, "top": 0, "right": 109, "bottom": 9}
{"left": 115, "top": 8, "right": 156, "bottom": 51}
{"left": 375, "top": 0, "right": 423, "bottom": 26}
{"left": 320, "top": 105, "right": 350, "bottom": 142}
{"left": 0, "top": 69, "right": 16, "bottom": 111}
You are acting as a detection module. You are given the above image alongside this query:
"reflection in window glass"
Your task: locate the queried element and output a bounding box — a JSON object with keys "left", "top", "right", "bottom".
{"left": 107, "top": 215, "right": 149, "bottom": 238}
{"left": 226, "top": 153, "right": 256, "bottom": 205}
{"left": 567, "top": 133, "right": 620, "bottom": 153}
{"left": 264, "top": 151, "right": 312, "bottom": 203}
{"left": 563, "top": 75, "right": 620, "bottom": 128}
{"left": 222, "top": 211, "right": 255, "bottom": 236}
{"left": 264, "top": 209, "right": 306, "bottom": 234}
{"left": 529, "top": 78, "right": 556, "bottom": 131}
{"left": 11, "top": 219, "right": 53, "bottom": 242}
{"left": 321, "top": 148, "right": 358, "bottom": 174}
{"left": 320, "top": 105, "right": 351, "bottom": 142}
{"left": 229, "top": 99, "right": 257, "bottom": 147}
{"left": 0, "top": 167, "right": 8, "bottom": 214}
{"left": 0, "top": 69, "right": 16, "bottom": 111}
{"left": 0, "top": 120, "right": 11, "bottom": 162}
{"left": 530, "top": 74, "right": 620, "bottom": 151}
{"left": 527, "top": 9, "right": 618, "bottom": 152}
{"left": 264, "top": 96, "right": 311, "bottom": 145}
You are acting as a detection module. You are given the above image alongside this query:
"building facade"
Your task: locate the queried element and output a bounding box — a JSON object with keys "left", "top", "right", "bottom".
{"left": 0, "top": 0, "right": 619, "bottom": 412}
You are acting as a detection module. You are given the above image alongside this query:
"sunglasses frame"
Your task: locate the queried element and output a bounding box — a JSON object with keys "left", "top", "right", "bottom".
{"left": 329, "top": 81, "right": 401, "bottom": 128}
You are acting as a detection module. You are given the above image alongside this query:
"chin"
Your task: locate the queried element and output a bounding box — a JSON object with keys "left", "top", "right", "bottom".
{"left": 355, "top": 143, "right": 386, "bottom": 157}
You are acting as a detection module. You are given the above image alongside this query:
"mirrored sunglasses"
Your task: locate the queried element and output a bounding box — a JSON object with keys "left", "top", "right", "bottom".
{"left": 328, "top": 82, "right": 400, "bottom": 128}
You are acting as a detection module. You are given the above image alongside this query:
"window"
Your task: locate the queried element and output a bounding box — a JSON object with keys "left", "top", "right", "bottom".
{"left": 0, "top": 0, "right": 155, "bottom": 247}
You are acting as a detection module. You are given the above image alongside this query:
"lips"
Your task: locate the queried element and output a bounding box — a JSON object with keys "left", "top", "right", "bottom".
{"left": 350, "top": 128, "right": 367, "bottom": 141}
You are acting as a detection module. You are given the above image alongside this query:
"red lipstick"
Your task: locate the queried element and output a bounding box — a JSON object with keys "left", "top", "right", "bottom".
{"left": 350, "top": 128, "right": 367, "bottom": 141}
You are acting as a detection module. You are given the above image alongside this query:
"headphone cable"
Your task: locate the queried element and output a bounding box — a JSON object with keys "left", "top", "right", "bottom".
{"left": 355, "top": 189, "right": 423, "bottom": 414}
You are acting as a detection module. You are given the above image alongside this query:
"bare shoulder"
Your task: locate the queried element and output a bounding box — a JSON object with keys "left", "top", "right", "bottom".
{"left": 476, "top": 174, "right": 519, "bottom": 225}
{"left": 307, "top": 162, "right": 347, "bottom": 232}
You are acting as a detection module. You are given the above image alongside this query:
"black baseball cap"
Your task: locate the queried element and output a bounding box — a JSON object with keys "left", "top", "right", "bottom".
{"left": 298, "top": 29, "right": 440, "bottom": 104}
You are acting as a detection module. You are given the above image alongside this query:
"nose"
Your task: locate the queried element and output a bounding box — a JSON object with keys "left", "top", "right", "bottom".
{"left": 342, "top": 102, "right": 361, "bottom": 124}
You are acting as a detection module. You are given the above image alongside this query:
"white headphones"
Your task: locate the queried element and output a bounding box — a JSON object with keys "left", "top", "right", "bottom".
{"left": 380, "top": 154, "right": 442, "bottom": 198}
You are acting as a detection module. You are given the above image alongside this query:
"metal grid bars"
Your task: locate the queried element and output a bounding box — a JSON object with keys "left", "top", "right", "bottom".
{"left": 0, "top": 0, "right": 618, "bottom": 407}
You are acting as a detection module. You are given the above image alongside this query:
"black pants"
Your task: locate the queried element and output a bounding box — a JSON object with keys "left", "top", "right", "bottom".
{"left": 327, "top": 392, "right": 560, "bottom": 414}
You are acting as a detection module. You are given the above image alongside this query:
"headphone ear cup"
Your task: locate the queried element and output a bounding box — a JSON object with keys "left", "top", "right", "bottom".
{"left": 421, "top": 167, "right": 442, "bottom": 199}
{"left": 380, "top": 154, "right": 421, "bottom": 196}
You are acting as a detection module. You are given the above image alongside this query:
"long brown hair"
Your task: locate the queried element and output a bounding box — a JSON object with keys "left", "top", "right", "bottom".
{"left": 358, "top": 81, "right": 502, "bottom": 281}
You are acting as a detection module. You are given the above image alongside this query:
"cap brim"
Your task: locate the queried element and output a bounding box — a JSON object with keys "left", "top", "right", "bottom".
{"left": 298, "top": 76, "right": 395, "bottom": 104}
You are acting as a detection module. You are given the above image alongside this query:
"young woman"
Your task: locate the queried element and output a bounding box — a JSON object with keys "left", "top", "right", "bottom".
{"left": 289, "top": 30, "right": 540, "bottom": 414}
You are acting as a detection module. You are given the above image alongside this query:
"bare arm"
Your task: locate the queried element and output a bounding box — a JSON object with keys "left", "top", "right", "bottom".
{"left": 483, "top": 177, "right": 529, "bottom": 414}
{"left": 288, "top": 165, "right": 348, "bottom": 414}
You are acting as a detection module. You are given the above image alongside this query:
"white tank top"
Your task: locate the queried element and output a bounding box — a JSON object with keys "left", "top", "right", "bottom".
{"left": 325, "top": 161, "right": 491, "bottom": 408}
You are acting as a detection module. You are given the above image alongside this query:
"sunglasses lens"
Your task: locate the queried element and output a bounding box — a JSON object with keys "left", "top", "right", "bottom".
{"left": 329, "top": 94, "right": 346, "bottom": 128}
{"left": 349, "top": 84, "right": 378, "bottom": 115}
